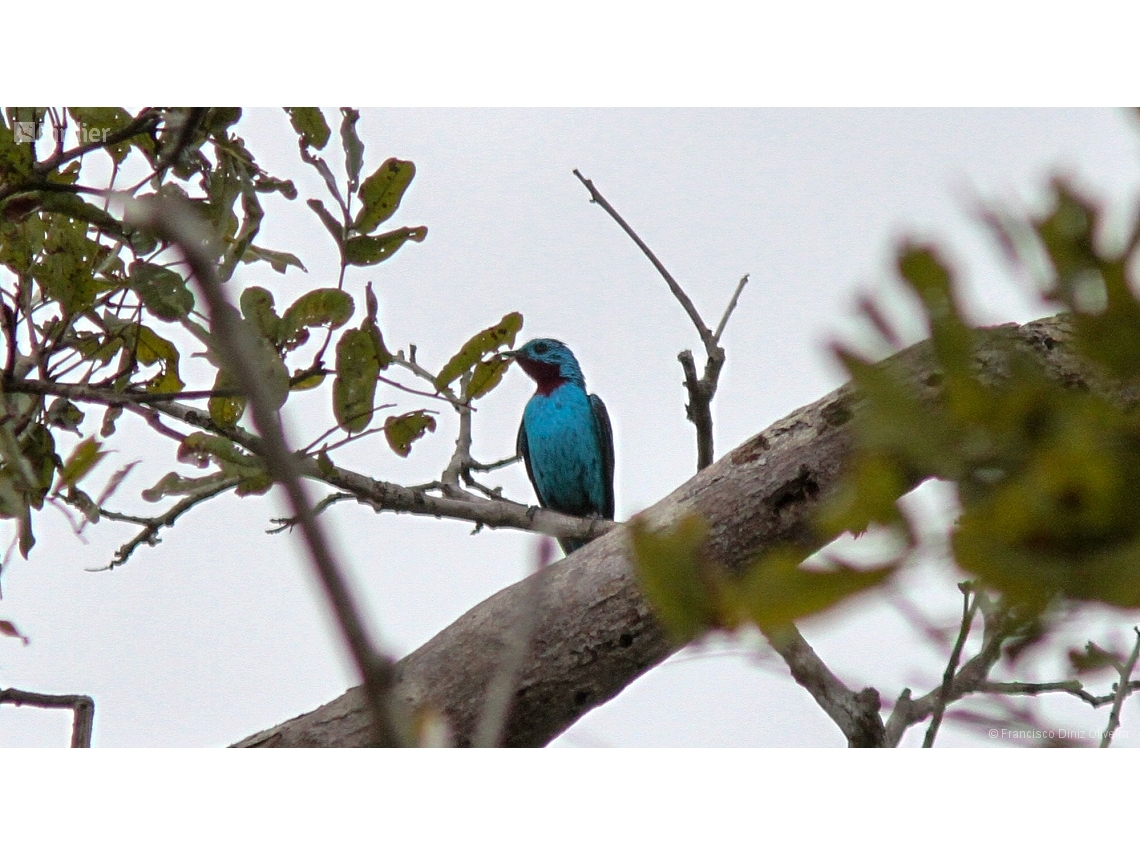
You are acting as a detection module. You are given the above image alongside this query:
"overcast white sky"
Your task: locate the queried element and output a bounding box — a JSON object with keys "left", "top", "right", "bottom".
{"left": 3, "top": 108, "right": 1140, "bottom": 748}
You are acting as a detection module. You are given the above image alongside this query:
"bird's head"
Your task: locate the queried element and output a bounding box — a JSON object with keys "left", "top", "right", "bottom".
{"left": 506, "top": 338, "right": 586, "bottom": 395}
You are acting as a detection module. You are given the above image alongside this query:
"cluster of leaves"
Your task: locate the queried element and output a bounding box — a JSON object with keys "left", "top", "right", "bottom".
{"left": 630, "top": 514, "right": 891, "bottom": 643}
{"left": 828, "top": 179, "right": 1140, "bottom": 614}
{"left": 634, "top": 174, "right": 1140, "bottom": 645}
{"left": 0, "top": 106, "right": 524, "bottom": 568}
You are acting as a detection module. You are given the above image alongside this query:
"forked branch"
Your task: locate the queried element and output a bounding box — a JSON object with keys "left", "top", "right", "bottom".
{"left": 573, "top": 169, "right": 748, "bottom": 471}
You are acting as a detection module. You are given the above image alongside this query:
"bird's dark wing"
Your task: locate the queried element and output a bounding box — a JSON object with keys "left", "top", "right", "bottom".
{"left": 517, "top": 418, "right": 544, "bottom": 507}
{"left": 590, "top": 393, "right": 615, "bottom": 519}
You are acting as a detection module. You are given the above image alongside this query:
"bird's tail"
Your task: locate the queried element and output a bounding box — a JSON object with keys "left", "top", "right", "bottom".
{"left": 559, "top": 538, "right": 587, "bottom": 555}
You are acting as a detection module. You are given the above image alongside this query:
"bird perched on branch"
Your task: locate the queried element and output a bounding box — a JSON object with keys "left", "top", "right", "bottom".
{"left": 507, "top": 338, "right": 614, "bottom": 554}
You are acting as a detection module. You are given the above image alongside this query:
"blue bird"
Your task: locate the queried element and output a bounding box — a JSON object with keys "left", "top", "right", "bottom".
{"left": 508, "top": 338, "right": 614, "bottom": 554}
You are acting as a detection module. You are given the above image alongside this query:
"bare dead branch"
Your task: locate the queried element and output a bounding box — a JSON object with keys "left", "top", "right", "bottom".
{"left": 573, "top": 169, "right": 748, "bottom": 471}
{"left": 1100, "top": 627, "right": 1140, "bottom": 747}
{"left": 923, "top": 583, "right": 979, "bottom": 747}
{"left": 572, "top": 169, "right": 712, "bottom": 346}
{"left": 0, "top": 687, "right": 94, "bottom": 747}
{"left": 88, "top": 477, "right": 241, "bottom": 571}
{"left": 713, "top": 274, "right": 750, "bottom": 344}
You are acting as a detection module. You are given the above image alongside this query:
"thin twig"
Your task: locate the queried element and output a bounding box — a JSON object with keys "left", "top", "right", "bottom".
{"left": 924, "top": 583, "right": 979, "bottom": 747}
{"left": 572, "top": 169, "right": 712, "bottom": 346}
{"left": 975, "top": 679, "right": 1140, "bottom": 708}
{"left": 470, "top": 453, "right": 519, "bottom": 473}
{"left": 376, "top": 372, "right": 456, "bottom": 405}
{"left": 1100, "top": 627, "right": 1140, "bottom": 747}
{"left": 127, "top": 196, "right": 408, "bottom": 747}
{"left": 88, "top": 478, "right": 240, "bottom": 571}
{"left": 713, "top": 274, "right": 749, "bottom": 343}
{"left": 0, "top": 687, "right": 94, "bottom": 747}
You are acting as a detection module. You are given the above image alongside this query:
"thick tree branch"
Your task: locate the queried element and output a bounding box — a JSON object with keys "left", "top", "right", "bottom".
{"left": 236, "top": 314, "right": 1090, "bottom": 747}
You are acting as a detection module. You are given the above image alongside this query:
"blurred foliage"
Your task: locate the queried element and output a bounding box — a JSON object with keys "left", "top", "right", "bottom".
{"left": 0, "top": 107, "right": 523, "bottom": 568}
{"left": 635, "top": 161, "right": 1140, "bottom": 644}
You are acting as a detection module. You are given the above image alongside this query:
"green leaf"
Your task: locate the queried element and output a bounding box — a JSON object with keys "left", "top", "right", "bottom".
{"left": 384, "top": 410, "right": 437, "bottom": 457}
{"left": 344, "top": 226, "right": 427, "bottom": 266}
{"left": 436, "top": 312, "right": 523, "bottom": 391}
{"left": 896, "top": 242, "right": 976, "bottom": 384}
{"left": 239, "top": 286, "right": 282, "bottom": 343}
{"left": 142, "top": 470, "right": 235, "bottom": 502}
{"left": 33, "top": 191, "right": 136, "bottom": 243}
{"left": 56, "top": 437, "right": 108, "bottom": 491}
{"left": 136, "top": 326, "right": 185, "bottom": 394}
{"left": 734, "top": 547, "right": 895, "bottom": 632}
{"left": 355, "top": 158, "right": 416, "bottom": 234}
{"left": 218, "top": 184, "right": 266, "bottom": 283}
{"left": 1069, "top": 642, "right": 1120, "bottom": 675}
{"left": 21, "top": 424, "right": 59, "bottom": 505}
{"left": 241, "top": 244, "right": 307, "bottom": 274}
{"left": 340, "top": 108, "right": 364, "bottom": 192}
{"left": 290, "top": 368, "right": 326, "bottom": 390}
{"left": 364, "top": 282, "right": 393, "bottom": 370}
{"left": 45, "top": 399, "right": 85, "bottom": 434}
{"left": 281, "top": 288, "right": 355, "bottom": 348}
{"left": 243, "top": 332, "right": 291, "bottom": 412}
{"left": 100, "top": 406, "right": 123, "bottom": 438}
{"left": 307, "top": 198, "right": 344, "bottom": 246}
{"left": 468, "top": 354, "right": 511, "bottom": 400}
{"left": 285, "top": 107, "right": 331, "bottom": 150}
{"left": 253, "top": 174, "right": 298, "bottom": 200}
{"left": 129, "top": 261, "right": 194, "bottom": 321}
{"left": 334, "top": 328, "right": 380, "bottom": 432}
{"left": 209, "top": 368, "right": 246, "bottom": 428}
{"left": 629, "top": 513, "right": 721, "bottom": 643}
{"left": 204, "top": 107, "right": 242, "bottom": 133}
{"left": 67, "top": 107, "right": 135, "bottom": 163}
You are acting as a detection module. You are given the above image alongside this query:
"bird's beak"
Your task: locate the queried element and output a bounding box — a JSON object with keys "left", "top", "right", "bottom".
{"left": 502, "top": 350, "right": 519, "bottom": 360}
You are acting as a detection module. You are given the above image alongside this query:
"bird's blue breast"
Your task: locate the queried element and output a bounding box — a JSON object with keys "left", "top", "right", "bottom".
{"left": 521, "top": 383, "right": 608, "bottom": 517}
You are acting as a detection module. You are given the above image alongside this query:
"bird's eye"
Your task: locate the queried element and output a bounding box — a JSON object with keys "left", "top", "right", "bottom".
{"left": 533, "top": 342, "right": 549, "bottom": 354}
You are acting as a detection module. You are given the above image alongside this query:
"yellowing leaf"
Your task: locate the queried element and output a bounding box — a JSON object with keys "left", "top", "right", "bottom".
{"left": 468, "top": 354, "right": 511, "bottom": 400}
{"left": 384, "top": 410, "right": 437, "bottom": 457}
{"left": 285, "top": 107, "right": 331, "bottom": 150}
{"left": 344, "top": 226, "right": 427, "bottom": 266}
{"left": 333, "top": 328, "right": 380, "bottom": 432}
{"left": 209, "top": 368, "right": 246, "bottom": 428}
{"left": 436, "top": 312, "right": 523, "bottom": 391}
{"left": 354, "top": 158, "right": 415, "bottom": 234}
{"left": 56, "top": 437, "right": 107, "bottom": 491}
